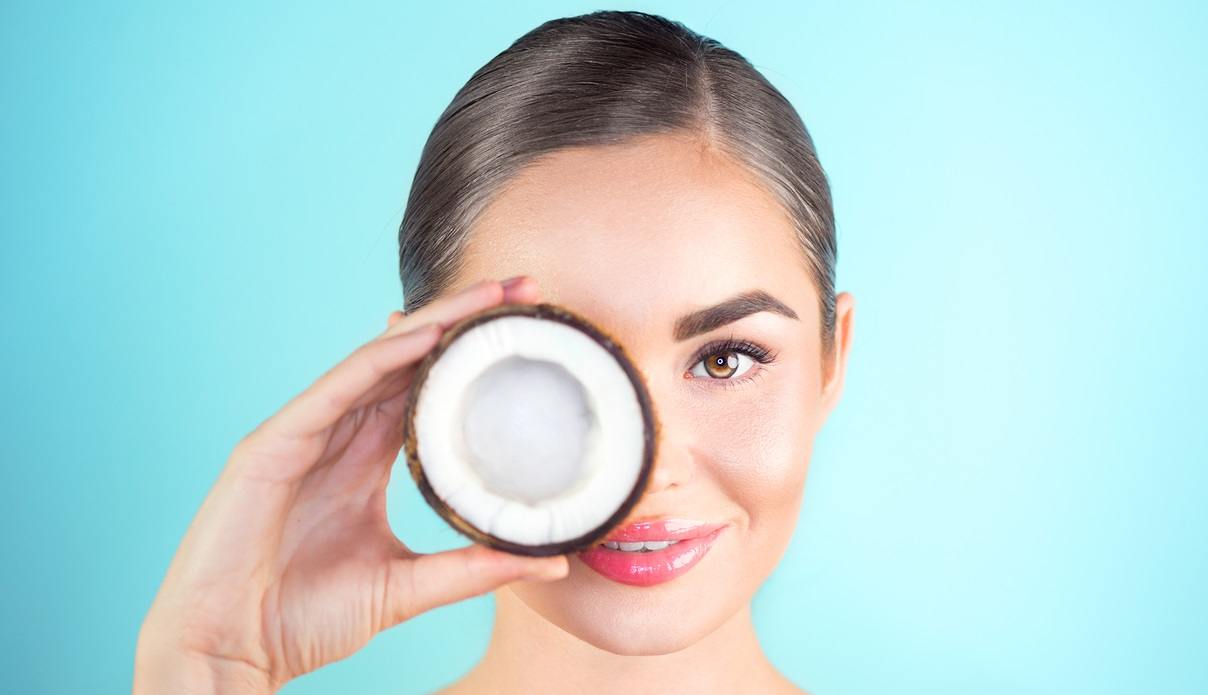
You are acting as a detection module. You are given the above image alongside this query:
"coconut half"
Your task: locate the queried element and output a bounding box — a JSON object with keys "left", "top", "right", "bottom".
{"left": 401, "top": 302, "right": 659, "bottom": 556}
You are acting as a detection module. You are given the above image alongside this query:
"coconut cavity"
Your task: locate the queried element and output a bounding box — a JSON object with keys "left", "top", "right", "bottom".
{"left": 404, "top": 305, "right": 657, "bottom": 554}
{"left": 459, "top": 355, "right": 597, "bottom": 503}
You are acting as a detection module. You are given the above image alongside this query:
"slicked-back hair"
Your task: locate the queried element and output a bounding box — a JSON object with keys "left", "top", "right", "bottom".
{"left": 398, "top": 10, "right": 837, "bottom": 362}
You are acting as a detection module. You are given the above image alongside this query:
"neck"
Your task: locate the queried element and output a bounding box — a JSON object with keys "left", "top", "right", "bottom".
{"left": 459, "top": 586, "right": 781, "bottom": 694}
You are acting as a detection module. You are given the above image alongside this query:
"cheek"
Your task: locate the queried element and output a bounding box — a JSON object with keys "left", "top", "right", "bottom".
{"left": 687, "top": 369, "right": 814, "bottom": 532}
{"left": 502, "top": 366, "right": 819, "bottom": 655}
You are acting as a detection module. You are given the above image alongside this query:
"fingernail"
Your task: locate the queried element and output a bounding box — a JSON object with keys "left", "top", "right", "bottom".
{"left": 501, "top": 275, "right": 527, "bottom": 289}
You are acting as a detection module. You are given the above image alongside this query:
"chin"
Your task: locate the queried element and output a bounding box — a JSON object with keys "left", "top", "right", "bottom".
{"left": 567, "top": 606, "right": 705, "bottom": 655}
{"left": 507, "top": 557, "right": 746, "bottom": 656}
{"left": 577, "top": 625, "right": 701, "bottom": 656}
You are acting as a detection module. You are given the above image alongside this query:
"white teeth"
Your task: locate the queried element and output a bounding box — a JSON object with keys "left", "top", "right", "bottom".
{"left": 602, "top": 540, "right": 681, "bottom": 552}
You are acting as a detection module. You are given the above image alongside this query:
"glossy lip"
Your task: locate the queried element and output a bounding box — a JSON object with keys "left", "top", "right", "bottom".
{"left": 577, "top": 519, "right": 730, "bottom": 587}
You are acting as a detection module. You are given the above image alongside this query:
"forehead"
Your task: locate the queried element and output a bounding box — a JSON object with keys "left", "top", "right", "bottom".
{"left": 458, "top": 133, "right": 814, "bottom": 340}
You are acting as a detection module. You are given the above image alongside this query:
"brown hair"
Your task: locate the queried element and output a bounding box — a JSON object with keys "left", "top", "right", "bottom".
{"left": 398, "top": 10, "right": 837, "bottom": 362}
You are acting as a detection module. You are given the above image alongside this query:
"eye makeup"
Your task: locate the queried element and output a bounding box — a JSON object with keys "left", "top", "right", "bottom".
{"left": 685, "top": 335, "right": 778, "bottom": 390}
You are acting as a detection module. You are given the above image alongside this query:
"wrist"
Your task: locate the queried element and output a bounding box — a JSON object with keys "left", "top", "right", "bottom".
{"left": 134, "top": 628, "right": 277, "bottom": 695}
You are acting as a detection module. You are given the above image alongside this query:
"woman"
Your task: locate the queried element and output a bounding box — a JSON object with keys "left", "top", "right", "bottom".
{"left": 133, "top": 10, "right": 854, "bottom": 694}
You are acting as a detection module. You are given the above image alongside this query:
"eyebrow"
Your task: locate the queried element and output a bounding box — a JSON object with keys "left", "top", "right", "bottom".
{"left": 673, "top": 289, "right": 799, "bottom": 342}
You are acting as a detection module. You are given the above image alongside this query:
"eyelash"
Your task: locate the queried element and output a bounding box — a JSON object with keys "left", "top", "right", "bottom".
{"left": 686, "top": 336, "right": 778, "bottom": 390}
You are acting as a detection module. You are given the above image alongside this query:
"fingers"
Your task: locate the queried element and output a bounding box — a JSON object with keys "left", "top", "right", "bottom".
{"left": 380, "top": 280, "right": 503, "bottom": 341}
{"left": 381, "top": 275, "right": 543, "bottom": 340}
{"left": 499, "top": 275, "right": 542, "bottom": 305}
{"left": 383, "top": 544, "right": 569, "bottom": 628}
{"left": 257, "top": 323, "right": 444, "bottom": 442}
{"left": 255, "top": 277, "right": 540, "bottom": 446}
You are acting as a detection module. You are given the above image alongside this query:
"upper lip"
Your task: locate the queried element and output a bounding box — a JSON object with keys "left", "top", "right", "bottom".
{"left": 599, "top": 518, "right": 729, "bottom": 544}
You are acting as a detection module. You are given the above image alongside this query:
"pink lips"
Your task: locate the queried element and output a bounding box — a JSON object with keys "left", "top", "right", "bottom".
{"left": 576, "top": 518, "right": 729, "bottom": 587}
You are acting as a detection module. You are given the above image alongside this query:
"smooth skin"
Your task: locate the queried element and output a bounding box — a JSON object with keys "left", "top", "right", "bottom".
{"left": 434, "top": 132, "right": 854, "bottom": 694}
{"left": 135, "top": 132, "right": 855, "bottom": 695}
{"left": 132, "top": 276, "right": 569, "bottom": 694}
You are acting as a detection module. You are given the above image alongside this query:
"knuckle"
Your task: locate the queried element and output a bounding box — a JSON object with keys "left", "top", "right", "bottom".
{"left": 358, "top": 340, "right": 392, "bottom": 376}
{"left": 387, "top": 560, "right": 421, "bottom": 625}
{"left": 231, "top": 426, "right": 290, "bottom": 463}
{"left": 231, "top": 430, "right": 262, "bottom": 457}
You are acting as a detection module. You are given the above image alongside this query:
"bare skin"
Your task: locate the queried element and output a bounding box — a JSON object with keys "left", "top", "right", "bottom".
{"left": 424, "top": 131, "right": 853, "bottom": 694}
{"left": 133, "top": 132, "right": 853, "bottom": 694}
{"left": 133, "top": 278, "right": 571, "bottom": 694}
{"left": 440, "top": 593, "right": 806, "bottom": 694}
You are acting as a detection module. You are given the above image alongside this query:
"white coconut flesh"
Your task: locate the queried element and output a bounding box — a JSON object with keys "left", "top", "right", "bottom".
{"left": 413, "top": 314, "right": 646, "bottom": 547}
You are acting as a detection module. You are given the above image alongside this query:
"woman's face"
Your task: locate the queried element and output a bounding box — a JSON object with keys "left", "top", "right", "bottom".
{"left": 446, "top": 132, "right": 854, "bottom": 655}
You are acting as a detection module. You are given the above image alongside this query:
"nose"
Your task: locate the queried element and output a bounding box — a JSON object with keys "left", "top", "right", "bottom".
{"left": 642, "top": 422, "right": 696, "bottom": 496}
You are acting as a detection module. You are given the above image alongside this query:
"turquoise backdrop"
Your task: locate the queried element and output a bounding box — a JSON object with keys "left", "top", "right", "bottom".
{"left": 2, "top": 1, "right": 1205, "bottom": 693}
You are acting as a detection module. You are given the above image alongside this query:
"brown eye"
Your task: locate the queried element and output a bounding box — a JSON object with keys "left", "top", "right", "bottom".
{"left": 690, "top": 350, "right": 754, "bottom": 380}
{"left": 704, "top": 352, "right": 738, "bottom": 378}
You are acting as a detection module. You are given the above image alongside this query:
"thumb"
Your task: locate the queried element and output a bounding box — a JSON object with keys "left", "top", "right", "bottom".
{"left": 384, "top": 543, "right": 569, "bottom": 627}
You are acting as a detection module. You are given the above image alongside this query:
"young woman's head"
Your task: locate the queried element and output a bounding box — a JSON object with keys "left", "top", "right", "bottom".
{"left": 397, "top": 10, "right": 854, "bottom": 656}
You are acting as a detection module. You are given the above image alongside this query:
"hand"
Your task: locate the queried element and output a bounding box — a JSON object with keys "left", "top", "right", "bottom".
{"left": 133, "top": 276, "right": 567, "bottom": 695}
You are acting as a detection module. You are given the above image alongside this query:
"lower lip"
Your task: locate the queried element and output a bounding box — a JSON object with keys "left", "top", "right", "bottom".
{"left": 576, "top": 526, "right": 728, "bottom": 587}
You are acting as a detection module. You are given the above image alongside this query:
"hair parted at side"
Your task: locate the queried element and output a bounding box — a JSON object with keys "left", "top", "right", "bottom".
{"left": 398, "top": 10, "right": 838, "bottom": 361}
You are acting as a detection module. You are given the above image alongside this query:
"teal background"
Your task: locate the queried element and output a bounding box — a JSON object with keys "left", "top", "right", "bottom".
{"left": 2, "top": 1, "right": 1205, "bottom": 693}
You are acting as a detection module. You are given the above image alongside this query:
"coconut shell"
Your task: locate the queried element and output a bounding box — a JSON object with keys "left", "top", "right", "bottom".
{"left": 400, "top": 301, "right": 660, "bottom": 557}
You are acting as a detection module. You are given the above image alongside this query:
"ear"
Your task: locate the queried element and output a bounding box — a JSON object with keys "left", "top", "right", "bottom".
{"left": 386, "top": 310, "right": 405, "bottom": 328}
{"left": 820, "top": 292, "right": 855, "bottom": 419}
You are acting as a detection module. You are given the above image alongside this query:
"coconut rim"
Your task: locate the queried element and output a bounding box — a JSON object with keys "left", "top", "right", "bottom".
{"left": 399, "top": 301, "right": 660, "bottom": 557}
